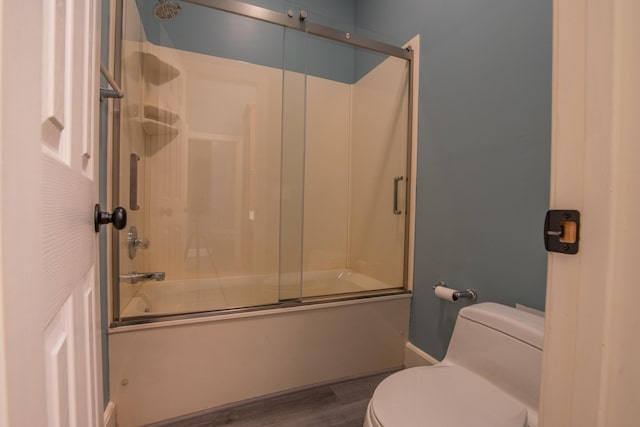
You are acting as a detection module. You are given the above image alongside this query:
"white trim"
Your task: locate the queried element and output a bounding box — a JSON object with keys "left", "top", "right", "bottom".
{"left": 405, "top": 34, "right": 420, "bottom": 293}
{"left": 404, "top": 342, "right": 439, "bottom": 367}
{"left": 0, "top": 0, "right": 7, "bottom": 423}
{"left": 540, "top": 0, "right": 640, "bottom": 425}
{"left": 103, "top": 401, "right": 116, "bottom": 427}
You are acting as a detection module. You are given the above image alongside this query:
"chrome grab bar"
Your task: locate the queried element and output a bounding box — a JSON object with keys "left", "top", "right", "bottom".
{"left": 393, "top": 176, "right": 404, "bottom": 215}
{"left": 119, "top": 272, "right": 166, "bottom": 284}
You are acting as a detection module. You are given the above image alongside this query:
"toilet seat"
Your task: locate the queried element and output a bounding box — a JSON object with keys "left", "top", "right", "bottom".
{"left": 368, "top": 365, "right": 528, "bottom": 427}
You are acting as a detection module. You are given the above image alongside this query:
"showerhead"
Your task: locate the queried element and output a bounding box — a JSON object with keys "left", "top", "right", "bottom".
{"left": 153, "top": 0, "right": 181, "bottom": 20}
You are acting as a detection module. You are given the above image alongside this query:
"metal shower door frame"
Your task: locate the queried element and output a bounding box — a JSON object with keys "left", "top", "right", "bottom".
{"left": 110, "top": 0, "right": 416, "bottom": 324}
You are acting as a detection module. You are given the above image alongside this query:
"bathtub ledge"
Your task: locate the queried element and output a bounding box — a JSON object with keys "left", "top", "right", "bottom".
{"left": 109, "top": 291, "right": 412, "bottom": 334}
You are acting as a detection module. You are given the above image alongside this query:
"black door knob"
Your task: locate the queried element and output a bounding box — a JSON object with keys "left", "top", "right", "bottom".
{"left": 94, "top": 204, "right": 127, "bottom": 232}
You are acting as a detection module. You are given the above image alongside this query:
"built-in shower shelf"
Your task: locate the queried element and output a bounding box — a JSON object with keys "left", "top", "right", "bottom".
{"left": 140, "top": 104, "right": 180, "bottom": 136}
{"left": 142, "top": 52, "right": 180, "bottom": 85}
{"left": 143, "top": 105, "right": 179, "bottom": 125}
{"left": 140, "top": 118, "right": 179, "bottom": 136}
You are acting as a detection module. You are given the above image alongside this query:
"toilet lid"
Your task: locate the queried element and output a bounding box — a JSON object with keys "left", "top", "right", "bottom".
{"left": 370, "top": 366, "right": 528, "bottom": 427}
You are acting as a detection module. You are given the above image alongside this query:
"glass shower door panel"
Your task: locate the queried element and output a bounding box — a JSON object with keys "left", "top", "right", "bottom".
{"left": 168, "top": 49, "right": 283, "bottom": 312}
{"left": 278, "top": 28, "right": 307, "bottom": 302}
{"left": 349, "top": 50, "right": 410, "bottom": 290}
{"left": 116, "top": 0, "right": 154, "bottom": 319}
{"left": 119, "top": 5, "right": 286, "bottom": 318}
{"left": 303, "top": 39, "right": 410, "bottom": 298}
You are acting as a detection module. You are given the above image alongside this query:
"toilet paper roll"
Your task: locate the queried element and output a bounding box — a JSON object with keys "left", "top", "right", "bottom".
{"left": 434, "top": 286, "right": 459, "bottom": 302}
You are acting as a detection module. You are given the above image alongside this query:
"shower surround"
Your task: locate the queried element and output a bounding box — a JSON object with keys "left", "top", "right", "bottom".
{"left": 108, "top": 1, "right": 418, "bottom": 425}
{"left": 114, "top": 18, "right": 415, "bottom": 320}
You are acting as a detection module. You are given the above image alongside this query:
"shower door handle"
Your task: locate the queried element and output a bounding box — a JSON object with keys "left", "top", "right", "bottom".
{"left": 130, "top": 153, "right": 140, "bottom": 211}
{"left": 393, "top": 176, "right": 404, "bottom": 215}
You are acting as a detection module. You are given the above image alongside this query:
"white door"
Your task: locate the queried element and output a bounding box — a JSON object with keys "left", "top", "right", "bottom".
{"left": 0, "top": 1, "right": 103, "bottom": 426}
{"left": 539, "top": 0, "right": 640, "bottom": 426}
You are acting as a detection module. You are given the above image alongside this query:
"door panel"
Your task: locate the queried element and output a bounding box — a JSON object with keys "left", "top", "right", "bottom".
{"left": 0, "top": 0, "right": 103, "bottom": 426}
{"left": 44, "top": 297, "right": 74, "bottom": 427}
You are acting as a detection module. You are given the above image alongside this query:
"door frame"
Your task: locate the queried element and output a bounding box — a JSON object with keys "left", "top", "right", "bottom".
{"left": 540, "top": 0, "right": 640, "bottom": 425}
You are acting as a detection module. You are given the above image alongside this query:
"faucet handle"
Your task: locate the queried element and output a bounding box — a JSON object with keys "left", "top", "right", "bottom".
{"left": 134, "top": 238, "right": 149, "bottom": 249}
{"left": 127, "top": 226, "right": 149, "bottom": 259}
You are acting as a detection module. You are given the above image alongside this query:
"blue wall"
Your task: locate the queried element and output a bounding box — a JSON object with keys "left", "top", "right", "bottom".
{"left": 355, "top": 0, "right": 552, "bottom": 359}
{"left": 135, "top": 0, "right": 359, "bottom": 84}
{"left": 133, "top": 0, "right": 552, "bottom": 360}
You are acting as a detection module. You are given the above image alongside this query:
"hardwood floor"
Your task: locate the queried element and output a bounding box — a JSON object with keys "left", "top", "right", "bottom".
{"left": 147, "top": 371, "right": 395, "bottom": 427}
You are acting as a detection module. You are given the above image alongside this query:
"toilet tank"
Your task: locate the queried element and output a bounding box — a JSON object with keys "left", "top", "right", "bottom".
{"left": 443, "top": 303, "right": 544, "bottom": 421}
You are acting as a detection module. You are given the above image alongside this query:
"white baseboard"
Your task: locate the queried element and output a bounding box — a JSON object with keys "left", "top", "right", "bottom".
{"left": 104, "top": 401, "right": 116, "bottom": 427}
{"left": 404, "top": 342, "right": 439, "bottom": 367}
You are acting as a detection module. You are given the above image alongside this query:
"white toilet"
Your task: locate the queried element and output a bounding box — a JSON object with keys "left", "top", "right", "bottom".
{"left": 364, "top": 302, "right": 544, "bottom": 427}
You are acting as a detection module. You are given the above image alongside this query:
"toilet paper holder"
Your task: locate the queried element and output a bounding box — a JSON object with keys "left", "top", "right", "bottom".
{"left": 433, "top": 281, "right": 478, "bottom": 302}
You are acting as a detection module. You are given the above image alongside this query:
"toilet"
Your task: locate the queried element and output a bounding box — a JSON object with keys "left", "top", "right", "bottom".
{"left": 364, "top": 302, "right": 544, "bottom": 427}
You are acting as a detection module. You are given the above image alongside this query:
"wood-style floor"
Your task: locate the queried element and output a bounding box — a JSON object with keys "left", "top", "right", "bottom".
{"left": 147, "top": 371, "right": 394, "bottom": 427}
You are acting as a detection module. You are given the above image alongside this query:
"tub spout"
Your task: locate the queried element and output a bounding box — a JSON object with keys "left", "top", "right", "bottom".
{"left": 120, "top": 271, "right": 166, "bottom": 284}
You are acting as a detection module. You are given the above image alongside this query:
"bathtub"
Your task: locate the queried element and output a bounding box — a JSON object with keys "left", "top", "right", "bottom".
{"left": 109, "top": 291, "right": 411, "bottom": 426}
{"left": 120, "top": 269, "right": 400, "bottom": 318}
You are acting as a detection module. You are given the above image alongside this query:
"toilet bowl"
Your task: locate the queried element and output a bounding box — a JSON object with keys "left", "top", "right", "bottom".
{"left": 364, "top": 303, "right": 544, "bottom": 427}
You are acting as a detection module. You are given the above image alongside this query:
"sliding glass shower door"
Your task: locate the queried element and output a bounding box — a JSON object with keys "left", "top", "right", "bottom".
{"left": 116, "top": 3, "right": 287, "bottom": 319}
{"left": 299, "top": 36, "right": 411, "bottom": 300}
{"left": 113, "top": 0, "right": 412, "bottom": 322}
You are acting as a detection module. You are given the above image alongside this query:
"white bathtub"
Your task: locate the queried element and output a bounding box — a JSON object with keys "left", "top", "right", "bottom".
{"left": 121, "top": 269, "right": 399, "bottom": 318}
{"left": 110, "top": 293, "right": 411, "bottom": 426}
